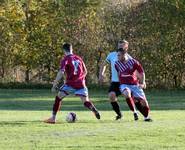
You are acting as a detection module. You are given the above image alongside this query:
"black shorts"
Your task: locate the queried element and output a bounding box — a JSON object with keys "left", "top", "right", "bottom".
{"left": 108, "top": 82, "right": 121, "bottom": 96}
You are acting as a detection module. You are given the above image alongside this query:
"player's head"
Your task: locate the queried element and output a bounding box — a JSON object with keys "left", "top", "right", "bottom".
{"left": 117, "top": 48, "right": 127, "bottom": 61}
{"left": 62, "top": 43, "right": 73, "bottom": 54}
{"left": 117, "top": 40, "right": 129, "bottom": 51}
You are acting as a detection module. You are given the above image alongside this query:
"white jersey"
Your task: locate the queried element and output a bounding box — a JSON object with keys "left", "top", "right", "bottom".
{"left": 106, "top": 51, "right": 132, "bottom": 82}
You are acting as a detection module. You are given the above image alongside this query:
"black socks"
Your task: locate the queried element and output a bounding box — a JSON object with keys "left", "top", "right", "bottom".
{"left": 111, "top": 101, "right": 122, "bottom": 116}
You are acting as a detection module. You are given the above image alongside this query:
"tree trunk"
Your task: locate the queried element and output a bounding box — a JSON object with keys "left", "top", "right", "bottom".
{"left": 96, "top": 48, "right": 103, "bottom": 79}
{"left": 25, "top": 68, "right": 30, "bottom": 83}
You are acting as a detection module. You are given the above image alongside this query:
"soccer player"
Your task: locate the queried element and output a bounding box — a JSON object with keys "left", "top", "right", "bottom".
{"left": 99, "top": 40, "right": 138, "bottom": 120}
{"left": 44, "top": 43, "right": 100, "bottom": 124}
{"left": 115, "top": 48, "right": 152, "bottom": 122}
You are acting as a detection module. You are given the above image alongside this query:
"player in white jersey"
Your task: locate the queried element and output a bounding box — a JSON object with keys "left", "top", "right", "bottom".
{"left": 99, "top": 40, "right": 138, "bottom": 120}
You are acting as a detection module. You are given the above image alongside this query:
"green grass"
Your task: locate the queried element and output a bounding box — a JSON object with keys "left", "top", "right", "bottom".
{"left": 0, "top": 89, "right": 185, "bottom": 150}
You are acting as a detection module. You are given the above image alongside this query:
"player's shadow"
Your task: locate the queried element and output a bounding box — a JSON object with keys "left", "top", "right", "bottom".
{"left": 0, "top": 120, "right": 41, "bottom": 126}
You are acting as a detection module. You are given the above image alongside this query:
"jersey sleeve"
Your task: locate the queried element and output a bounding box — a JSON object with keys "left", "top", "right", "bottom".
{"left": 60, "top": 58, "right": 67, "bottom": 72}
{"left": 134, "top": 60, "right": 144, "bottom": 73}
{"left": 106, "top": 53, "right": 111, "bottom": 63}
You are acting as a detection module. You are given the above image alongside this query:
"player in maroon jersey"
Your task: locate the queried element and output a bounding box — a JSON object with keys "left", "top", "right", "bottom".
{"left": 44, "top": 43, "right": 100, "bottom": 124}
{"left": 115, "top": 48, "right": 152, "bottom": 121}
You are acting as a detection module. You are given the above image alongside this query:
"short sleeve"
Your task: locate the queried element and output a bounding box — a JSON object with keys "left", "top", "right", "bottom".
{"left": 106, "top": 53, "right": 111, "bottom": 63}
{"left": 134, "top": 60, "right": 144, "bottom": 73}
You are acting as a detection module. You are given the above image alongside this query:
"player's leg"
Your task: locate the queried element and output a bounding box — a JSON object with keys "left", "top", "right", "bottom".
{"left": 131, "top": 86, "right": 152, "bottom": 121}
{"left": 51, "top": 91, "right": 66, "bottom": 119}
{"left": 134, "top": 98, "right": 151, "bottom": 121}
{"left": 44, "top": 92, "right": 66, "bottom": 124}
{"left": 109, "top": 92, "right": 122, "bottom": 120}
{"left": 120, "top": 84, "right": 138, "bottom": 120}
{"left": 75, "top": 87, "right": 100, "bottom": 119}
{"left": 81, "top": 96, "right": 101, "bottom": 119}
{"left": 44, "top": 85, "right": 70, "bottom": 124}
{"left": 108, "top": 82, "right": 122, "bottom": 120}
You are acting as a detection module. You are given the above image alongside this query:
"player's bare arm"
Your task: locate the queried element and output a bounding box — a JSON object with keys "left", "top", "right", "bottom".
{"left": 82, "top": 61, "right": 87, "bottom": 77}
{"left": 138, "top": 72, "right": 146, "bottom": 89}
{"left": 99, "top": 60, "right": 108, "bottom": 84}
{"left": 51, "top": 70, "right": 64, "bottom": 92}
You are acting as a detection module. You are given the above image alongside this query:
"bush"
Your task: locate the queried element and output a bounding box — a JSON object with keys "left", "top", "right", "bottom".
{"left": 0, "top": 82, "right": 52, "bottom": 89}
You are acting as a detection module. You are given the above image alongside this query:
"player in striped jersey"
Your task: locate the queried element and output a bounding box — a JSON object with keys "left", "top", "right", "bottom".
{"left": 99, "top": 40, "right": 139, "bottom": 120}
{"left": 115, "top": 48, "right": 152, "bottom": 121}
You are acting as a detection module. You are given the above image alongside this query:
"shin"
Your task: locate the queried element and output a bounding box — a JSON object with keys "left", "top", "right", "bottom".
{"left": 122, "top": 88, "right": 137, "bottom": 113}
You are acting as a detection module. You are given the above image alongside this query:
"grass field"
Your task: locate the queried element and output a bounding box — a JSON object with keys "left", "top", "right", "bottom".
{"left": 0, "top": 89, "right": 185, "bottom": 150}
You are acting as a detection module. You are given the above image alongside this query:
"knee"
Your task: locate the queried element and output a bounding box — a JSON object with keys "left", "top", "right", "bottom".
{"left": 58, "top": 91, "right": 66, "bottom": 99}
{"left": 80, "top": 96, "right": 89, "bottom": 103}
{"left": 108, "top": 92, "right": 117, "bottom": 102}
{"left": 122, "top": 88, "right": 131, "bottom": 98}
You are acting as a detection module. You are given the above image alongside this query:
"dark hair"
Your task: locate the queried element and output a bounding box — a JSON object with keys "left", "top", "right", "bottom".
{"left": 63, "top": 43, "right": 72, "bottom": 52}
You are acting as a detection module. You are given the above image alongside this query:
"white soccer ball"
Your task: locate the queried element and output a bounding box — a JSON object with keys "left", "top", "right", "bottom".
{"left": 66, "top": 112, "right": 77, "bottom": 123}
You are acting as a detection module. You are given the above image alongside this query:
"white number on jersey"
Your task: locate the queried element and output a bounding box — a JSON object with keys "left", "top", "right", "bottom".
{"left": 72, "top": 60, "right": 80, "bottom": 75}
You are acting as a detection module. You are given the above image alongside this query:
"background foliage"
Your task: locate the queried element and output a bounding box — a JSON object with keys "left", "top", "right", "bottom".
{"left": 0, "top": 0, "right": 185, "bottom": 88}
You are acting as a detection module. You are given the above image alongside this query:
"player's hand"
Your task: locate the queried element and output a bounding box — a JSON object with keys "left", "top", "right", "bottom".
{"left": 51, "top": 80, "right": 58, "bottom": 93}
{"left": 139, "top": 82, "right": 146, "bottom": 89}
{"left": 51, "top": 86, "right": 57, "bottom": 93}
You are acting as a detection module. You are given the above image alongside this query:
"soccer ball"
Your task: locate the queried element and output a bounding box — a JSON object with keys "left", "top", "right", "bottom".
{"left": 66, "top": 112, "right": 77, "bottom": 123}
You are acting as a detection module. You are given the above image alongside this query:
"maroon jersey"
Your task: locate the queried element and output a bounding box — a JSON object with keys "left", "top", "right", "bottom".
{"left": 115, "top": 58, "right": 144, "bottom": 85}
{"left": 60, "top": 54, "right": 86, "bottom": 89}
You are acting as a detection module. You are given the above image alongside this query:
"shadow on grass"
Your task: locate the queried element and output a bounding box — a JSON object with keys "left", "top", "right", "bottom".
{"left": 0, "top": 99, "right": 110, "bottom": 111}
{"left": 0, "top": 89, "right": 185, "bottom": 111}
{"left": 0, "top": 98, "right": 185, "bottom": 111}
{"left": 0, "top": 89, "right": 105, "bottom": 99}
{"left": 0, "top": 120, "right": 121, "bottom": 126}
{"left": 0, "top": 120, "right": 41, "bottom": 126}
